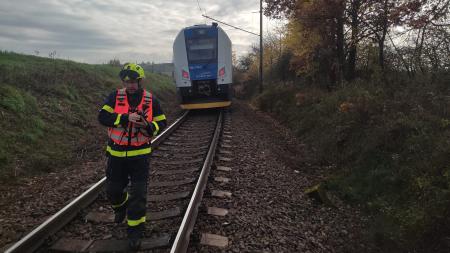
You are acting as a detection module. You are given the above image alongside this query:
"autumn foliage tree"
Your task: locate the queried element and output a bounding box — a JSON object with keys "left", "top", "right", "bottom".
{"left": 264, "top": 0, "right": 449, "bottom": 84}
{"left": 232, "top": 1, "right": 450, "bottom": 251}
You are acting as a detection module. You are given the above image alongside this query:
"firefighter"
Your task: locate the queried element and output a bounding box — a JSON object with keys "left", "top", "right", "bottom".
{"left": 98, "top": 63, "right": 167, "bottom": 250}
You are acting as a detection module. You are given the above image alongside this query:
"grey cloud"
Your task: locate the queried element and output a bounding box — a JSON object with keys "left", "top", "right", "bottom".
{"left": 0, "top": 1, "right": 122, "bottom": 51}
{"left": 204, "top": 0, "right": 258, "bottom": 18}
{"left": 0, "top": 0, "right": 280, "bottom": 63}
{"left": 160, "top": 29, "right": 181, "bottom": 36}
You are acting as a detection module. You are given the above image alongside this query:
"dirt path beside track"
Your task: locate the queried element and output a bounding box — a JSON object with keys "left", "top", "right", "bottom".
{"left": 191, "top": 100, "right": 373, "bottom": 253}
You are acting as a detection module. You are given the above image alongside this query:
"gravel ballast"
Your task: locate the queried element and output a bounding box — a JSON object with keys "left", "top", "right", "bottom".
{"left": 190, "top": 101, "right": 372, "bottom": 252}
{"left": 0, "top": 103, "right": 181, "bottom": 251}
{"left": 1, "top": 101, "right": 372, "bottom": 252}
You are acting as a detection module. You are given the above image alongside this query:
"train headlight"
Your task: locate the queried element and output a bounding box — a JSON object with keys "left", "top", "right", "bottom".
{"left": 182, "top": 70, "right": 189, "bottom": 79}
{"left": 219, "top": 67, "right": 225, "bottom": 77}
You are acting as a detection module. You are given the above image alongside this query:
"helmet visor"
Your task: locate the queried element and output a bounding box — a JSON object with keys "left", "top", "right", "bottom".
{"left": 119, "top": 69, "right": 140, "bottom": 81}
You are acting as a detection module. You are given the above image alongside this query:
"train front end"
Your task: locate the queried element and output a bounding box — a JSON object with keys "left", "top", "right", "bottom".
{"left": 173, "top": 23, "right": 232, "bottom": 109}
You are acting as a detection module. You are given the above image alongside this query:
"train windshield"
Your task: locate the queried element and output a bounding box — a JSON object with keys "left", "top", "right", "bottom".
{"left": 186, "top": 35, "right": 217, "bottom": 63}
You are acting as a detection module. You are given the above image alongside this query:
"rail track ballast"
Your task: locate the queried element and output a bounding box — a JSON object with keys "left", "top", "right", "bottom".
{"left": 5, "top": 109, "right": 225, "bottom": 253}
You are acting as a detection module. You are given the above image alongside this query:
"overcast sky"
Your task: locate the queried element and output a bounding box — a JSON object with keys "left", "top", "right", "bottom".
{"left": 0, "top": 0, "right": 284, "bottom": 64}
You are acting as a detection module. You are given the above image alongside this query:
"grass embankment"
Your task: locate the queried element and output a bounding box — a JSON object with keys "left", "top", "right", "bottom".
{"left": 0, "top": 51, "right": 175, "bottom": 180}
{"left": 252, "top": 75, "right": 449, "bottom": 251}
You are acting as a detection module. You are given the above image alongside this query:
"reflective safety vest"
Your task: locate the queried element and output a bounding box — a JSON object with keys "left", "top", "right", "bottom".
{"left": 108, "top": 88, "right": 153, "bottom": 146}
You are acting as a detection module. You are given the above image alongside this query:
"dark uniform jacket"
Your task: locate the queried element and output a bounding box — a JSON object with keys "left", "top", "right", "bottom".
{"left": 98, "top": 88, "right": 167, "bottom": 158}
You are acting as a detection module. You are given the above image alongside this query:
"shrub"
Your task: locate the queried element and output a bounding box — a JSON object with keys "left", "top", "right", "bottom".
{"left": 252, "top": 76, "right": 450, "bottom": 250}
{"left": 0, "top": 84, "right": 25, "bottom": 112}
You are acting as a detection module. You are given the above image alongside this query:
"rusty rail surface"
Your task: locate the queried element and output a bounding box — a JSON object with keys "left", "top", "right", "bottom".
{"left": 170, "top": 110, "right": 223, "bottom": 253}
{"left": 4, "top": 110, "right": 189, "bottom": 253}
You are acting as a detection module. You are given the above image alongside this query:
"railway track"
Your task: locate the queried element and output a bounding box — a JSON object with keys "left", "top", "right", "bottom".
{"left": 5, "top": 108, "right": 229, "bottom": 253}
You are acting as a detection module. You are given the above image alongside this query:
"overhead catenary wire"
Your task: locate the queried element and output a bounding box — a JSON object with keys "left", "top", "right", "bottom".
{"left": 202, "top": 14, "right": 260, "bottom": 37}
{"left": 196, "top": 0, "right": 203, "bottom": 13}
{"left": 200, "top": 3, "right": 263, "bottom": 93}
{"left": 195, "top": 0, "right": 208, "bottom": 23}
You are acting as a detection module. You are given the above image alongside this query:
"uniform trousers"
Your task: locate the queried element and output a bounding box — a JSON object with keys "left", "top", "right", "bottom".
{"left": 105, "top": 155, "right": 149, "bottom": 230}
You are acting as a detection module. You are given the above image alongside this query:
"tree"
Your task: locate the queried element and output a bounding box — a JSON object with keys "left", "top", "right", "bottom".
{"left": 266, "top": 0, "right": 355, "bottom": 86}
{"left": 264, "top": 0, "right": 449, "bottom": 85}
{"left": 346, "top": 0, "right": 362, "bottom": 80}
{"left": 264, "top": 0, "right": 297, "bottom": 18}
{"left": 108, "top": 58, "right": 121, "bottom": 67}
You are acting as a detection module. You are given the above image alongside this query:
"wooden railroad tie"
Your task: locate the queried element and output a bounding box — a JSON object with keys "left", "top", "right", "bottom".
{"left": 216, "top": 166, "right": 232, "bottom": 172}
{"left": 211, "top": 190, "right": 232, "bottom": 198}
{"left": 207, "top": 207, "right": 229, "bottom": 216}
{"left": 200, "top": 233, "right": 229, "bottom": 248}
{"left": 218, "top": 156, "right": 232, "bottom": 162}
{"left": 219, "top": 149, "right": 232, "bottom": 155}
{"left": 148, "top": 191, "right": 190, "bottom": 202}
{"left": 214, "top": 177, "right": 230, "bottom": 183}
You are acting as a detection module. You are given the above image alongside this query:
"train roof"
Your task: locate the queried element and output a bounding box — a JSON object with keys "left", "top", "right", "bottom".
{"left": 184, "top": 23, "right": 219, "bottom": 30}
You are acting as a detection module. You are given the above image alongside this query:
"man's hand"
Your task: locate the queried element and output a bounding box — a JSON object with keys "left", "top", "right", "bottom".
{"left": 128, "top": 112, "right": 141, "bottom": 123}
{"left": 129, "top": 112, "right": 148, "bottom": 128}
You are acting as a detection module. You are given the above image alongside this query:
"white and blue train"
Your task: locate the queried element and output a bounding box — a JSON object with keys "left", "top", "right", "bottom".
{"left": 173, "top": 23, "right": 232, "bottom": 109}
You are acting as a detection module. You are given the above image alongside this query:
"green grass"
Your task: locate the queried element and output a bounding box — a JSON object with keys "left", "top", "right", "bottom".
{"left": 0, "top": 51, "right": 175, "bottom": 179}
{"left": 0, "top": 84, "right": 29, "bottom": 112}
{"left": 253, "top": 76, "right": 450, "bottom": 251}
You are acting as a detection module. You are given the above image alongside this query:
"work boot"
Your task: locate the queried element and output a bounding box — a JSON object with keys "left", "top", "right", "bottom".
{"left": 127, "top": 225, "right": 143, "bottom": 251}
{"left": 114, "top": 208, "right": 126, "bottom": 224}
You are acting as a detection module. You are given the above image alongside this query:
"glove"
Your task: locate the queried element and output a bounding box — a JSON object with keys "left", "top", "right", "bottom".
{"left": 129, "top": 113, "right": 148, "bottom": 128}
{"left": 133, "top": 115, "right": 149, "bottom": 128}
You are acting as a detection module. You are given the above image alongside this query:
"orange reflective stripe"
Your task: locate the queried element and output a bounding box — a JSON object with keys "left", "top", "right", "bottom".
{"left": 114, "top": 88, "right": 129, "bottom": 114}
{"left": 129, "top": 134, "right": 151, "bottom": 146}
{"left": 109, "top": 133, "right": 128, "bottom": 145}
{"left": 142, "top": 90, "right": 153, "bottom": 122}
{"left": 109, "top": 128, "right": 151, "bottom": 146}
{"left": 109, "top": 127, "right": 126, "bottom": 135}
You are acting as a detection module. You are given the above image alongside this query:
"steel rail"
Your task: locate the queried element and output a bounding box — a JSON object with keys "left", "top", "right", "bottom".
{"left": 170, "top": 109, "right": 223, "bottom": 253}
{"left": 4, "top": 110, "right": 190, "bottom": 253}
{"left": 152, "top": 110, "right": 189, "bottom": 147}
